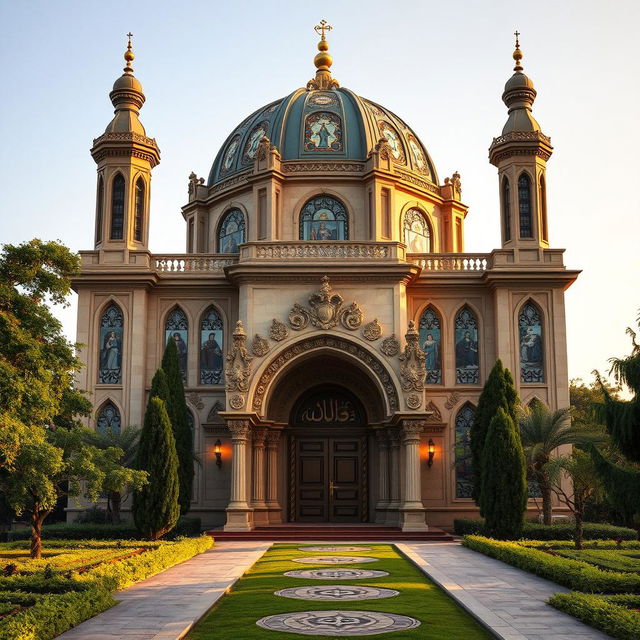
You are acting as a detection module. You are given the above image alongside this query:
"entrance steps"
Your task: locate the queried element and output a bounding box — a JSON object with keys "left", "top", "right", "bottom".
{"left": 205, "top": 524, "right": 454, "bottom": 542}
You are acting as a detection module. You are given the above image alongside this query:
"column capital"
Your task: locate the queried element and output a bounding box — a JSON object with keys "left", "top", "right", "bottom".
{"left": 227, "top": 420, "right": 251, "bottom": 441}
{"left": 252, "top": 427, "right": 268, "bottom": 445}
{"left": 374, "top": 428, "right": 389, "bottom": 448}
{"left": 265, "top": 429, "right": 282, "bottom": 447}
{"left": 401, "top": 419, "right": 426, "bottom": 442}
{"left": 386, "top": 427, "right": 401, "bottom": 447}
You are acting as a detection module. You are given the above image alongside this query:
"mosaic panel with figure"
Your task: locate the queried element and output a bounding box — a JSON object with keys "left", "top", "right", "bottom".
{"left": 304, "top": 112, "right": 343, "bottom": 152}
{"left": 200, "top": 307, "right": 224, "bottom": 385}
{"left": 96, "top": 402, "right": 121, "bottom": 435}
{"left": 455, "top": 404, "right": 475, "bottom": 498}
{"left": 519, "top": 302, "right": 544, "bottom": 383}
{"left": 299, "top": 196, "right": 348, "bottom": 241}
{"left": 165, "top": 307, "right": 188, "bottom": 383}
{"left": 218, "top": 209, "right": 245, "bottom": 253}
{"left": 455, "top": 307, "right": 479, "bottom": 384}
{"left": 403, "top": 208, "right": 431, "bottom": 253}
{"left": 418, "top": 306, "right": 441, "bottom": 384}
{"left": 98, "top": 303, "right": 123, "bottom": 384}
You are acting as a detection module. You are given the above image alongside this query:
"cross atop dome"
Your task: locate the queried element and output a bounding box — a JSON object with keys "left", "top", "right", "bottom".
{"left": 307, "top": 19, "right": 340, "bottom": 90}
{"left": 315, "top": 20, "right": 332, "bottom": 40}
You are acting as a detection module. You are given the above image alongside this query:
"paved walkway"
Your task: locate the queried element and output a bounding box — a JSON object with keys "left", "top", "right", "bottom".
{"left": 397, "top": 542, "right": 611, "bottom": 640}
{"left": 57, "top": 541, "right": 271, "bottom": 640}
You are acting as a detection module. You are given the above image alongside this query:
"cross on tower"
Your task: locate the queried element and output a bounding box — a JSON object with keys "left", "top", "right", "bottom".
{"left": 514, "top": 30, "right": 520, "bottom": 47}
{"left": 127, "top": 32, "right": 133, "bottom": 47}
{"left": 315, "top": 20, "right": 332, "bottom": 40}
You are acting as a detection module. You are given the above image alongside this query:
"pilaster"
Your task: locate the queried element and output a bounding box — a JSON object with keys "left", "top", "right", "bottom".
{"left": 224, "top": 419, "right": 254, "bottom": 531}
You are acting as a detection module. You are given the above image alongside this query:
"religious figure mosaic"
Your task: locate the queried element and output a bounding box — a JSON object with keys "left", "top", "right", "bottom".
{"left": 199, "top": 307, "right": 224, "bottom": 385}
{"left": 419, "top": 306, "right": 441, "bottom": 384}
{"left": 455, "top": 404, "right": 475, "bottom": 498}
{"left": 98, "top": 303, "right": 123, "bottom": 384}
{"left": 218, "top": 208, "right": 245, "bottom": 253}
{"left": 242, "top": 121, "right": 269, "bottom": 164}
{"left": 304, "top": 112, "right": 343, "bottom": 152}
{"left": 96, "top": 402, "right": 121, "bottom": 435}
{"left": 403, "top": 208, "right": 431, "bottom": 253}
{"left": 455, "top": 307, "right": 479, "bottom": 384}
{"left": 299, "top": 196, "right": 348, "bottom": 241}
{"left": 377, "top": 121, "right": 406, "bottom": 163}
{"left": 407, "top": 134, "right": 430, "bottom": 176}
{"left": 165, "top": 307, "right": 188, "bottom": 382}
{"left": 220, "top": 135, "right": 240, "bottom": 175}
{"left": 519, "top": 302, "right": 544, "bottom": 383}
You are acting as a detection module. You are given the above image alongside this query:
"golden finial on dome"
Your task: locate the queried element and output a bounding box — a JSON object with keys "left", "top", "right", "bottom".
{"left": 124, "top": 32, "right": 134, "bottom": 74}
{"left": 307, "top": 20, "right": 339, "bottom": 91}
{"left": 513, "top": 30, "right": 523, "bottom": 72}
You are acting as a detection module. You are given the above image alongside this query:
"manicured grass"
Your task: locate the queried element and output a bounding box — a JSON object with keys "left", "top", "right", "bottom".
{"left": 187, "top": 544, "right": 493, "bottom": 639}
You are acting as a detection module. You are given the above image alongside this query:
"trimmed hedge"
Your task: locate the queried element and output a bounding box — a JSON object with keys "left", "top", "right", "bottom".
{"left": 454, "top": 518, "right": 638, "bottom": 540}
{"left": 462, "top": 536, "right": 640, "bottom": 593}
{"left": 6, "top": 516, "right": 202, "bottom": 542}
{"left": 549, "top": 592, "right": 640, "bottom": 640}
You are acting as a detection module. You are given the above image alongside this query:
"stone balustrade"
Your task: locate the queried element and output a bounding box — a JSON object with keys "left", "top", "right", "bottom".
{"left": 240, "top": 241, "right": 404, "bottom": 261}
{"left": 409, "top": 253, "right": 491, "bottom": 272}
{"left": 154, "top": 255, "right": 236, "bottom": 273}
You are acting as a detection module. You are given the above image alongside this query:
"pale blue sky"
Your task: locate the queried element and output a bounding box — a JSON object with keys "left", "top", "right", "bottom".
{"left": 1, "top": 0, "right": 638, "bottom": 387}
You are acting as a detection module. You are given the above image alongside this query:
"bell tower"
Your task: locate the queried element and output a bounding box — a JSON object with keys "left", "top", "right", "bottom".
{"left": 489, "top": 33, "right": 552, "bottom": 249}
{"left": 90, "top": 35, "right": 160, "bottom": 259}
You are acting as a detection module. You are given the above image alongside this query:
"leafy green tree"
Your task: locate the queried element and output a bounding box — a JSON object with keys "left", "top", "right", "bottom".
{"left": 162, "top": 340, "right": 193, "bottom": 515}
{"left": 470, "top": 360, "right": 518, "bottom": 508}
{"left": 480, "top": 407, "right": 528, "bottom": 539}
{"left": 132, "top": 396, "right": 180, "bottom": 540}
{"left": 0, "top": 239, "right": 82, "bottom": 467}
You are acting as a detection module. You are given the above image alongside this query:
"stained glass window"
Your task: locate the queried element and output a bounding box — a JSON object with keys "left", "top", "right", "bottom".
{"left": 518, "top": 173, "right": 532, "bottom": 238}
{"left": 110, "top": 174, "right": 125, "bottom": 240}
{"left": 519, "top": 302, "right": 544, "bottom": 383}
{"left": 419, "top": 306, "right": 441, "bottom": 384}
{"left": 134, "top": 178, "right": 144, "bottom": 242}
{"left": 165, "top": 307, "right": 188, "bottom": 383}
{"left": 200, "top": 307, "right": 224, "bottom": 385}
{"left": 455, "top": 404, "right": 475, "bottom": 498}
{"left": 502, "top": 177, "right": 511, "bottom": 242}
{"left": 96, "top": 402, "right": 121, "bottom": 435}
{"left": 404, "top": 208, "right": 431, "bottom": 253}
{"left": 455, "top": 307, "right": 479, "bottom": 384}
{"left": 98, "top": 303, "right": 124, "bottom": 384}
{"left": 299, "top": 196, "right": 348, "bottom": 241}
{"left": 218, "top": 208, "right": 245, "bottom": 253}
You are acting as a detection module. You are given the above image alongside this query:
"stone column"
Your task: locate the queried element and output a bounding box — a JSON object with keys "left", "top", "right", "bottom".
{"left": 265, "top": 429, "right": 283, "bottom": 523}
{"left": 374, "top": 429, "right": 390, "bottom": 523}
{"left": 251, "top": 428, "right": 267, "bottom": 524}
{"left": 224, "top": 420, "right": 254, "bottom": 531}
{"left": 386, "top": 428, "right": 401, "bottom": 525}
{"left": 399, "top": 419, "right": 428, "bottom": 532}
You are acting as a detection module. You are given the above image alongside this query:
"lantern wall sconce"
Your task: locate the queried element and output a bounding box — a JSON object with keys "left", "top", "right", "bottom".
{"left": 214, "top": 439, "right": 222, "bottom": 468}
{"left": 427, "top": 439, "right": 435, "bottom": 468}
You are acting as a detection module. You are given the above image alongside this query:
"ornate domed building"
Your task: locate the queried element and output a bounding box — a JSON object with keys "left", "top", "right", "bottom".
{"left": 73, "top": 27, "right": 578, "bottom": 531}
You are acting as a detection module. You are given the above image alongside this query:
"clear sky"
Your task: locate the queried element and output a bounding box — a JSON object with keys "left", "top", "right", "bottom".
{"left": 1, "top": 0, "right": 638, "bottom": 389}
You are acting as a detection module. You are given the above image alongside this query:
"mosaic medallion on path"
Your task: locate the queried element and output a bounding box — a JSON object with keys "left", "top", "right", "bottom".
{"left": 298, "top": 546, "right": 372, "bottom": 552}
{"left": 275, "top": 585, "right": 399, "bottom": 601}
{"left": 293, "top": 556, "right": 379, "bottom": 565}
{"left": 284, "top": 568, "right": 390, "bottom": 580}
{"left": 256, "top": 610, "right": 421, "bottom": 636}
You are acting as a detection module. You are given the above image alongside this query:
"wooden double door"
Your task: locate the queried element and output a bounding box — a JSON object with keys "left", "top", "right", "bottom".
{"left": 294, "top": 436, "right": 366, "bottom": 522}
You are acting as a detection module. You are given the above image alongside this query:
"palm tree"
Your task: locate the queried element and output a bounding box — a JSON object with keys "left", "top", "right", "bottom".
{"left": 84, "top": 425, "right": 141, "bottom": 523}
{"left": 519, "top": 400, "right": 600, "bottom": 525}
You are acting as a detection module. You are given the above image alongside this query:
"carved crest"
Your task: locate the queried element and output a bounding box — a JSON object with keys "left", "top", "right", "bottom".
{"left": 225, "top": 321, "right": 253, "bottom": 392}
{"left": 425, "top": 400, "right": 443, "bottom": 422}
{"left": 399, "top": 321, "right": 426, "bottom": 392}
{"left": 380, "top": 334, "right": 400, "bottom": 357}
{"left": 363, "top": 319, "right": 382, "bottom": 341}
{"left": 229, "top": 394, "right": 245, "bottom": 409}
{"left": 251, "top": 334, "right": 270, "bottom": 357}
{"left": 269, "top": 318, "right": 289, "bottom": 342}
{"left": 406, "top": 393, "right": 422, "bottom": 409}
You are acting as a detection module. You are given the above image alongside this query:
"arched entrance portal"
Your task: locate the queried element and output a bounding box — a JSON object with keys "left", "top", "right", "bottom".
{"left": 290, "top": 386, "right": 367, "bottom": 522}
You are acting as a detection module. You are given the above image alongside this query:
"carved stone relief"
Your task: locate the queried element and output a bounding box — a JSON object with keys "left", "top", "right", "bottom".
{"left": 229, "top": 394, "right": 245, "bottom": 409}
{"left": 225, "top": 321, "right": 253, "bottom": 392}
{"left": 398, "top": 321, "right": 426, "bottom": 393}
{"left": 252, "top": 334, "right": 270, "bottom": 357}
{"left": 363, "top": 319, "right": 382, "bottom": 341}
{"left": 406, "top": 393, "right": 422, "bottom": 410}
{"left": 187, "top": 392, "right": 204, "bottom": 411}
{"left": 206, "top": 401, "right": 224, "bottom": 424}
{"left": 269, "top": 319, "right": 289, "bottom": 342}
{"left": 444, "top": 392, "right": 461, "bottom": 410}
{"left": 380, "top": 334, "right": 400, "bottom": 357}
{"left": 424, "top": 400, "right": 442, "bottom": 422}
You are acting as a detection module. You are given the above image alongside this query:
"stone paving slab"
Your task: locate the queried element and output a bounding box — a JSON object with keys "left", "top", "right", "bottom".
{"left": 56, "top": 541, "right": 271, "bottom": 640}
{"left": 397, "top": 542, "right": 612, "bottom": 640}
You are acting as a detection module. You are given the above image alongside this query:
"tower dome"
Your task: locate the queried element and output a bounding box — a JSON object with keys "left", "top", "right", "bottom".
{"left": 207, "top": 26, "right": 438, "bottom": 186}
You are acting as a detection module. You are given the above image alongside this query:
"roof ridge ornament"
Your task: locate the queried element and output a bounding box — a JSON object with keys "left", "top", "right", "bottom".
{"left": 124, "top": 32, "right": 135, "bottom": 75}
{"left": 513, "top": 29, "right": 523, "bottom": 72}
{"left": 307, "top": 20, "right": 340, "bottom": 91}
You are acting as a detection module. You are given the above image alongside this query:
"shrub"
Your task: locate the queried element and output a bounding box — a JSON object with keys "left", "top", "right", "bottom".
{"left": 462, "top": 536, "right": 640, "bottom": 593}
{"left": 74, "top": 506, "right": 109, "bottom": 524}
{"left": 549, "top": 592, "right": 640, "bottom": 640}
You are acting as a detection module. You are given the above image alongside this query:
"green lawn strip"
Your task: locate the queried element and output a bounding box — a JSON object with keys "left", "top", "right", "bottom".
{"left": 549, "top": 592, "right": 640, "bottom": 640}
{"left": 187, "top": 543, "right": 493, "bottom": 640}
{"left": 554, "top": 549, "right": 640, "bottom": 574}
{"left": 519, "top": 540, "right": 640, "bottom": 550}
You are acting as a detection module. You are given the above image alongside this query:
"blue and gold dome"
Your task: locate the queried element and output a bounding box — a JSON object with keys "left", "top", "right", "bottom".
{"left": 208, "top": 24, "right": 438, "bottom": 186}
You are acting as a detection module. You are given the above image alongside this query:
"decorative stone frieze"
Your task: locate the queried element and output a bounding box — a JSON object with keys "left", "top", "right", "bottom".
{"left": 398, "top": 321, "right": 426, "bottom": 392}
{"left": 380, "top": 334, "right": 400, "bottom": 357}
{"left": 363, "top": 319, "right": 382, "bottom": 341}
{"left": 269, "top": 319, "right": 289, "bottom": 342}
{"left": 251, "top": 334, "right": 270, "bottom": 357}
{"left": 225, "top": 321, "right": 253, "bottom": 393}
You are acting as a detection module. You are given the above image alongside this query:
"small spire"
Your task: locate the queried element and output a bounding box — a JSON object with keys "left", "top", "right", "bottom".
{"left": 307, "top": 20, "right": 339, "bottom": 90}
{"left": 124, "top": 32, "right": 134, "bottom": 75}
{"left": 513, "top": 30, "right": 523, "bottom": 72}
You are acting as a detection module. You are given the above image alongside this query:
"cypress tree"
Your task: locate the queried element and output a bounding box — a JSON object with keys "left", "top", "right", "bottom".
{"left": 471, "top": 359, "right": 519, "bottom": 506}
{"left": 162, "top": 339, "right": 194, "bottom": 516}
{"left": 480, "top": 407, "right": 528, "bottom": 539}
{"left": 150, "top": 367, "right": 170, "bottom": 404}
{"left": 132, "top": 396, "right": 180, "bottom": 540}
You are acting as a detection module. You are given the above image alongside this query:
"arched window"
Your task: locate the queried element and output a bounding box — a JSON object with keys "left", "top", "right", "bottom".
{"left": 134, "top": 177, "right": 145, "bottom": 242}
{"left": 455, "top": 404, "right": 475, "bottom": 498}
{"left": 96, "top": 402, "right": 121, "bottom": 435}
{"left": 98, "top": 303, "right": 124, "bottom": 384}
{"left": 540, "top": 175, "right": 548, "bottom": 242}
{"left": 518, "top": 173, "right": 533, "bottom": 238}
{"left": 95, "top": 176, "right": 104, "bottom": 244}
{"left": 299, "top": 195, "right": 348, "bottom": 241}
{"left": 419, "top": 306, "right": 441, "bottom": 384}
{"left": 165, "top": 307, "right": 189, "bottom": 383}
{"left": 110, "top": 174, "right": 125, "bottom": 240}
{"left": 218, "top": 208, "right": 245, "bottom": 253}
{"left": 199, "top": 307, "right": 224, "bottom": 385}
{"left": 454, "top": 307, "right": 479, "bottom": 384}
{"left": 502, "top": 177, "right": 511, "bottom": 242}
{"left": 403, "top": 208, "right": 431, "bottom": 253}
{"left": 519, "top": 301, "right": 544, "bottom": 383}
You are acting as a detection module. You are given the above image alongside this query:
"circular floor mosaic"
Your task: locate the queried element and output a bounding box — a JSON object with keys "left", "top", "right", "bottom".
{"left": 284, "top": 569, "right": 390, "bottom": 580}
{"left": 293, "top": 556, "right": 379, "bottom": 565}
{"left": 298, "top": 546, "right": 372, "bottom": 552}
{"left": 275, "top": 585, "right": 399, "bottom": 601}
{"left": 256, "top": 610, "right": 421, "bottom": 636}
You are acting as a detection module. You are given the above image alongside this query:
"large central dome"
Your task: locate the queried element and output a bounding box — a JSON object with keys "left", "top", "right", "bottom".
{"left": 208, "top": 33, "right": 438, "bottom": 186}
